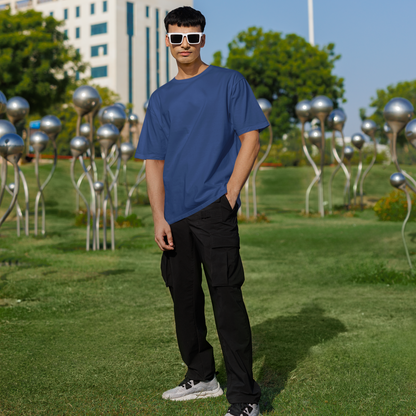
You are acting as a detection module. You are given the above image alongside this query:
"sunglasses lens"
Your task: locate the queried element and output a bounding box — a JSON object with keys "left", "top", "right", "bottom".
{"left": 187, "top": 34, "right": 201, "bottom": 44}
{"left": 170, "top": 34, "right": 183, "bottom": 44}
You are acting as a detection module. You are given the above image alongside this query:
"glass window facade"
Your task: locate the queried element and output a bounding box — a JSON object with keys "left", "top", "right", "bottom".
{"left": 64, "top": 29, "right": 68, "bottom": 39}
{"left": 91, "top": 66, "right": 107, "bottom": 78}
{"left": 146, "top": 27, "right": 150, "bottom": 99}
{"left": 91, "top": 3, "right": 95, "bottom": 14}
{"left": 91, "top": 23, "right": 107, "bottom": 36}
{"left": 91, "top": 44, "right": 107, "bottom": 57}
{"left": 49, "top": 11, "right": 53, "bottom": 16}
{"left": 127, "top": 2, "right": 134, "bottom": 104}
{"left": 76, "top": 6, "right": 80, "bottom": 17}
{"left": 103, "top": 1, "right": 107, "bottom": 12}
{"left": 64, "top": 8, "right": 68, "bottom": 19}
{"left": 75, "top": 27, "right": 80, "bottom": 38}
{"left": 146, "top": 6, "right": 149, "bottom": 17}
{"left": 75, "top": 71, "right": 80, "bottom": 81}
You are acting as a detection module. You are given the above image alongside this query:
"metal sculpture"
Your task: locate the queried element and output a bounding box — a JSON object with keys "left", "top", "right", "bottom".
{"left": 128, "top": 113, "right": 139, "bottom": 143}
{"left": 306, "top": 127, "right": 323, "bottom": 213}
{"left": 296, "top": 100, "right": 320, "bottom": 214}
{"left": 310, "top": 96, "right": 333, "bottom": 217}
{"left": 351, "top": 133, "right": 365, "bottom": 206}
{"left": 343, "top": 145, "right": 354, "bottom": 207}
{"left": 384, "top": 122, "right": 393, "bottom": 165}
{"left": 93, "top": 181, "right": 104, "bottom": 249}
{"left": 251, "top": 98, "right": 273, "bottom": 218}
{"left": 7, "top": 183, "right": 23, "bottom": 236}
{"left": 327, "top": 109, "right": 348, "bottom": 214}
{"left": 120, "top": 142, "right": 135, "bottom": 216}
{"left": 390, "top": 172, "right": 413, "bottom": 269}
{"left": 0, "top": 133, "right": 24, "bottom": 229}
{"left": 359, "top": 120, "right": 378, "bottom": 209}
{"left": 97, "top": 124, "right": 119, "bottom": 251}
{"left": 0, "top": 91, "right": 7, "bottom": 114}
{"left": 70, "top": 136, "right": 95, "bottom": 251}
{"left": 0, "top": 120, "right": 17, "bottom": 208}
{"left": 80, "top": 123, "right": 93, "bottom": 138}
{"left": 30, "top": 131, "right": 49, "bottom": 235}
{"left": 383, "top": 98, "right": 416, "bottom": 192}
{"left": 73, "top": 86, "right": 101, "bottom": 136}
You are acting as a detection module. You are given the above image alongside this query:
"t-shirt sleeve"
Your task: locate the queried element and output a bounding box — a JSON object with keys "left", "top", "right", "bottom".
{"left": 229, "top": 77, "right": 270, "bottom": 136}
{"left": 135, "top": 98, "right": 167, "bottom": 160}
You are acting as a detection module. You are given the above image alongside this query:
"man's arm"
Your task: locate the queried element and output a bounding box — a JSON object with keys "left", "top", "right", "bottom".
{"left": 226, "top": 130, "right": 261, "bottom": 209}
{"left": 146, "top": 159, "right": 174, "bottom": 251}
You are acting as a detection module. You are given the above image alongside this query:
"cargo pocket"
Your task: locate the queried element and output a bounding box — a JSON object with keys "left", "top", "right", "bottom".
{"left": 160, "top": 252, "right": 172, "bottom": 287}
{"left": 210, "top": 235, "right": 245, "bottom": 287}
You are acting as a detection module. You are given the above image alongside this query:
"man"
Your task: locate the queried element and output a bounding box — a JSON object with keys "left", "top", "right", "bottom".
{"left": 135, "top": 6, "right": 269, "bottom": 416}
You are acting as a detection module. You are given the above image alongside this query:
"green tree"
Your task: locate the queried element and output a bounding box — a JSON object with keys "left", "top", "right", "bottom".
{"left": 368, "top": 80, "right": 416, "bottom": 145}
{"left": 212, "top": 27, "right": 345, "bottom": 139}
{"left": 0, "top": 9, "right": 86, "bottom": 114}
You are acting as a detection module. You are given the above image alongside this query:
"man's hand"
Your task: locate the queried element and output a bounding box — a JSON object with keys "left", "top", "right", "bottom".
{"left": 154, "top": 218, "right": 175, "bottom": 251}
{"left": 225, "top": 187, "right": 239, "bottom": 209}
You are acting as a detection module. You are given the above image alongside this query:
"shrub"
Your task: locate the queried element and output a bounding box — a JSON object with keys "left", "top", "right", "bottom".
{"left": 350, "top": 262, "right": 416, "bottom": 285}
{"left": 115, "top": 214, "right": 143, "bottom": 228}
{"left": 373, "top": 190, "right": 416, "bottom": 222}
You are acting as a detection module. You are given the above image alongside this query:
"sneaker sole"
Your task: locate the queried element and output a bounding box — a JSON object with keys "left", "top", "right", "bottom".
{"left": 163, "top": 385, "right": 223, "bottom": 401}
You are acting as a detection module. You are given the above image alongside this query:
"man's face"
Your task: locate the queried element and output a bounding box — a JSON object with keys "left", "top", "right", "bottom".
{"left": 165, "top": 24, "right": 205, "bottom": 65}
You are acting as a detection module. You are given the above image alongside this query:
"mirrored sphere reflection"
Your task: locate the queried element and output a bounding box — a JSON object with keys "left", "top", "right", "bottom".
{"left": 120, "top": 142, "right": 135, "bottom": 162}
{"left": 97, "top": 123, "right": 119, "bottom": 152}
{"left": 308, "top": 127, "right": 322, "bottom": 148}
{"left": 128, "top": 113, "right": 139, "bottom": 126}
{"left": 295, "top": 100, "right": 311, "bottom": 123}
{"left": 383, "top": 98, "right": 414, "bottom": 134}
{"left": 40, "top": 115, "right": 62, "bottom": 141}
{"left": 73, "top": 86, "right": 101, "bottom": 116}
{"left": 405, "top": 119, "right": 416, "bottom": 149}
{"left": 8, "top": 183, "right": 15, "bottom": 192}
{"left": 344, "top": 145, "right": 354, "bottom": 161}
{"left": 257, "top": 98, "right": 272, "bottom": 117}
{"left": 94, "top": 181, "right": 105, "bottom": 195}
{"left": 0, "top": 120, "right": 17, "bottom": 139}
{"left": 351, "top": 133, "right": 365, "bottom": 150}
{"left": 101, "top": 105, "right": 126, "bottom": 131}
{"left": 0, "top": 133, "right": 25, "bottom": 163}
{"left": 114, "top": 102, "right": 126, "bottom": 112}
{"left": 390, "top": 172, "right": 406, "bottom": 188}
{"left": 70, "top": 136, "right": 90, "bottom": 158}
{"left": 30, "top": 131, "right": 49, "bottom": 153}
{"left": 80, "top": 123, "right": 94, "bottom": 138}
{"left": 310, "top": 96, "right": 333, "bottom": 118}
{"left": 327, "top": 109, "right": 346, "bottom": 131}
{"left": 143, "top": 100, "right": 149, "bottom": 113}
{"left": 361, "top": 119, "right": 377, "bottom": 136}
{"left": 6, "top": 97, "right": 30, "bottom": 125}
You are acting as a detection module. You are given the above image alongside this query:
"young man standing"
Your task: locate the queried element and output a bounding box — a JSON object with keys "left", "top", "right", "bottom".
{"left": 135, "top": 6, "right": 268, "bottom": 416}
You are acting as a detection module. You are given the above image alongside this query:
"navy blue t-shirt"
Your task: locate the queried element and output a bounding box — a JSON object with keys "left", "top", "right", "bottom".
{"left": 135, "top": 65, "right": 269, "bottom": 224}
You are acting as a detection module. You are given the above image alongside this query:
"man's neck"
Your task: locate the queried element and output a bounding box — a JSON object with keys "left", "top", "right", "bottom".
{"left": 175, "top": 58, "right": 209, "bottom": 80}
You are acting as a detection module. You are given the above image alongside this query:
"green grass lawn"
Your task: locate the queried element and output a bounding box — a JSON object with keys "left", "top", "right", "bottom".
{"left": 1, "top": 161, "right": 416, "bottom": 415}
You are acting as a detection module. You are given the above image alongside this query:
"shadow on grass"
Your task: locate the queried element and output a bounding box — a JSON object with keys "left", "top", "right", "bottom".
{"left": 217, "top": 305, "right": 346, "bottom": 413}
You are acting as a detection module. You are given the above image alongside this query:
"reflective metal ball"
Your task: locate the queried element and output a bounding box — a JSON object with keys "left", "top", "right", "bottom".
{"left": 97, "top": 123, "right": 119, "bottom": 152}
{"left": 405, "top": 119, "right": 416, "bottom": 149}
{"left": 351, "top": 132, "right": 365, "bottom": 150}
{"left": 93, "top": 181, "right": 104, "bottom": 195}
{"left": 70, "top": 136, "right": 90, "bottom": 158}
{"left": 30, "top": 131, "right": 49, "bottom": 153}
{"left": 327, "top": 109, "right": 347, "bottom": 131}
{"left": 308, "top": 127, "right": 322, "bottom": 148}
{"left": 73, "top": 85, "right": 101, "bottom": 117}
{"left": 114, "top": 102, "right": 126, "bottom": 112}
{"left": 143, "top": 100, "right": 149, "bottom": 113}
{"left": 6, "top": 97, "right": 30, "bottom": 125}
{"left": 310, "top": 96, "right": 333, "bottom": 118}
{"left": 98, "top": 106, "right": 108, "bottom": 124}
{"left": 257, "top": 98, "right": 272, "bottom": 117}
{"left": 80, "top": 123, "right": 94, "bottom": 138}
{"left": 361, "top": 119, "right": 377, "bottom": 136}
{"left": 8, "top": 183, "right": 15, "bottom": 192}
{"left": 40, "top": 115, "right": 62, "bottom": 141}
{"left": 344, "top": 145, "right": 354, "bottom": 161}
{"left": 390, "top": 172, "right": 406, "bottom": 189}
{"left": 0, "top": 133, "right": 25, "bottom": 164}
{"left": 383, "top": 98, "right": 414, "bottom": 135}
{"left": 0, "top": 91, "right": 7, "bottom": 114}
{"left": 120, "top": 142, "right": 135, "bottom": 162}
{"left": 295, "top": 100, "right": 312, "bottom": 123}
{"left": 0, "top": 120, "right": 17, "bottom": 139}
{"left": 101, "top": 105, "right": 126, "bottom": 131}
{"left": 128, "top": 113, "right": 139, "bottom": 126}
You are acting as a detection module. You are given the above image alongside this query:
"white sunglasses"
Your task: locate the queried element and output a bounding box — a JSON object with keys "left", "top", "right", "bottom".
{"left": 167, "top": 32, "right": 203, "bottom": 45}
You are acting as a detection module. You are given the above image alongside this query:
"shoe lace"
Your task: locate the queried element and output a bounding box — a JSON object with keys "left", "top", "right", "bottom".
{"left": 227, "top": 403, "right": 254, "bottom": 416}
{"left": 178, "top": 377, "right": 200, "bottom": 390}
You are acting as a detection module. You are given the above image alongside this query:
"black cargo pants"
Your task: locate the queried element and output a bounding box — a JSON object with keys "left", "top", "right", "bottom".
{"left": 161, "top": 195, "right": 261, "bottom": 404}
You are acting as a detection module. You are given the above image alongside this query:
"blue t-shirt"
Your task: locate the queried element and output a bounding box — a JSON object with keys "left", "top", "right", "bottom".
{"left": 135, "top": 65, "right": 269, "bottom": 224}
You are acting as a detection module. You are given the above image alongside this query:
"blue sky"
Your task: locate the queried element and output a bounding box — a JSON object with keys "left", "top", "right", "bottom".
{"left": 193, "top": 0, "right": 416, "bottom": 137}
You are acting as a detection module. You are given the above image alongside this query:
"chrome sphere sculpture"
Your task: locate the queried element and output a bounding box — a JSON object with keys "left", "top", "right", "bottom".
{"left": 405, "top": 119, "right": 416, "bottom": 149}
{"left": 30, "top": 132, "right": 50, "bottom": 235}
{"left": 80, "top": 123, "right": 94, "bottom": 138}
{"left": 128, "top": 113, "right": 139, "bottom": 127}
{"left": 296, "top": 100, "right": 320, "bottom": 214}
{"left": 310, "top": 96, "right": 333, "bottom": 217}
{"left": 308, "top": 127, "right": 322, "bottom": 148}
{"left": 97, "top": 124, "right": 120, "bottom": 251}
{"left": 351, "top": 132, "right": 366, "bottom": 206}
{"left": 70, "top": 136, "right": 96, "bottom": 251}
{"left": 359, "top": 120, "right": 378, "bottom": 210}
{"left": 0, "top": 91, "right": 7, "bottom": 115}
{"left": 120, "top": 142, "right": 135, "bottom": 216}
{"left": 384, "top": 98, "right": 416, "bottom": 193}
{"left": 343, "top": 145, "right": 354, "bottom": 205}
{"left": 0, "top": 134, "right": 24, "bottom": 229}
{"left": 73, "top": 85, "right": 101, "bottom": 118}
{"left": 390, "top": 172, "right": 413, "bottom": 269}
{"left": 98, "top": 106, "right": 108, "bottom": 124}
{"left": 251, "top": 98, "right": 273, "bottom": 218}
{"left": 6, "top": 97, "right": 30, "bottom": 126}
{"left": 101, "top": 105, "right": 127, "bottom": 132}
{"left": 93, "top": 181, "right": 105, "bottom": 248}
{"left": 327, "top": 109, "right": 349, "bottom": 213}
{"left": 6, "top": 182, "right": 23, "bottom": 236}
{"left": 114, "top": 102, "right": 126, "bottom": 111}
{"left": 143, "top": 100, "right": 149, "bottom": 113}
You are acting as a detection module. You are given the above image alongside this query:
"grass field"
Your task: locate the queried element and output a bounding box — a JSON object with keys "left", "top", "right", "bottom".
{"left": 0, "top": 160, "right": 416, "bottom": 415}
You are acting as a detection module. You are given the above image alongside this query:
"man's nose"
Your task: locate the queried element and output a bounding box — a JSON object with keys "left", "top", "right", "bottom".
{"left": 182, "top": 36, "right": 190, "bottom": 48}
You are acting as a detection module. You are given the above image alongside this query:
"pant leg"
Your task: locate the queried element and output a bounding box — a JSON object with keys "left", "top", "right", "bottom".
{"left": 188, "top": 195, "right": 261, "bottom": 404}
{"left": 162, "top": 217, "right": 215, "bottom": 381}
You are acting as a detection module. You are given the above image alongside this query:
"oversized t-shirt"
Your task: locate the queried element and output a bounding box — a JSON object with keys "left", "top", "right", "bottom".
{"left": 135, "top": 65, "right": 269, "bottom": 224}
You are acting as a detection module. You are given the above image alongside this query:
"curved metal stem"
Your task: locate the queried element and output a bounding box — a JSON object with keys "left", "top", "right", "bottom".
{"left": 0, "top": 158, "right": 7, "bottom": 206}
{"left": 306, "top": 175, "right": 320, "bottom": 214}
{"left": 34, "top": 152, "right": 45, "bottom": 236}
{"left": 252, "top": 121, "right": 273, "bottom": 217}
{"left": 344, "top": 161, "right": 352, "bottom": 209}
{"left": 244, "top": 178, "right": 250, "bottom": 218}
{"left": 18, "top": 168, "right": 29, "bottom": 236}
{"left": 102, "top": 148, "right": 115, "bottom": 251}
{"left": 5, "top": 184, "right": 23, "bottom": 236}
{"left": 318, "top": 116, "right": 326, "bottom": 217}
{"left": 0, "top": 163, "right": 19, "bottom": 228}
{"left": 71, "top": 157, "right": 90, "bottom": 251}
{"left": 353, "top": 150, "right": 363, "bottom": 206}
{"left": 391, "top": 132, "right": 416, "bottom": 194}
{"left": 107, "top": 148, "right": 121, "bottom": 219}
{"left": 359, "top": 133, "right": 377, "bottom": 210}
{"left": 400, "top": 186, "right": 413, "bottom": 269}
{"left": 125, "top": 161, "right": 146, "bottom": 216}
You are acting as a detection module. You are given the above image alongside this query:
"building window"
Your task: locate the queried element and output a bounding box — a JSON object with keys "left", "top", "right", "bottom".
{"left": 146, "top": 27, "right": 150, "bottom": 99}
{"left": 103, "top": 0, "right": 107, "bottom": 12}
{"left": 91, "top": 3, "right": 95, "bottom": 14}
{"left": 145, "top": 6, "right": 149, "bottom": 17}
{"left": 91, "top": 66, "right": 107, "bottom": 78}
{"left": 75, "top": 71, "right": 80, "bottom": 81}
{"left": 156, "top": 8, "right": 160, "bottom": 88}
{"left": 127, "top": 2, "right": 134, "bottom": 104}
{"left": 64, "top": 8, "right": 68, "bottom": 19}
{"left": 91, "top": 44, "right": 107, "bottom": 57}
{"left": 91, "top": 23, "right": 107, "bottom": 36}
{"left": 49, "top": 11, "right": 53, "bottom": 16}
{"left": 76, "top": 48, "right": 80, "bottom": 55}
{"left": 75, "top": 27, "right": 80, "bottom": 39}
{"left": 76, "top": 6, "right": 80, "bottom": 17}
{"left": 64, "top": 29, "right": 68, "bottom": 39}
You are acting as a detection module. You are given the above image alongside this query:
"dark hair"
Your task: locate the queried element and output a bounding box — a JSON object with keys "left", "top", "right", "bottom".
{"left": 164, "top": 6, "right": 206, "bottom": 32}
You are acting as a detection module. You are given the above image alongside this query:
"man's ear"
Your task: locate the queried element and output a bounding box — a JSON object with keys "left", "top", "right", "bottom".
{"left": 165, "top": 35, "right": 170, "bottom": 48}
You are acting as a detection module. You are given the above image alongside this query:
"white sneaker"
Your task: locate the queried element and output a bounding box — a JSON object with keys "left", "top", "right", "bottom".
{"left": 162, "top": 375, "right": 223, "bottom": 401}
{"left": 225, "top": 403, "right": 261, "bottom": 416}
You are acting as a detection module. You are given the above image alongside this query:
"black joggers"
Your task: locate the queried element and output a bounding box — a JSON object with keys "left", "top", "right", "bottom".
{"left": 161, "top": 195, "right": 261, "bottom": 404}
